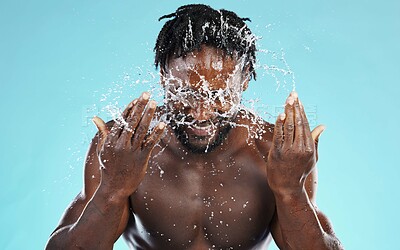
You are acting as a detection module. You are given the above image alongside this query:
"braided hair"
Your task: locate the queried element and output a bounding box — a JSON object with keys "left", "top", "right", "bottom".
{"left": 154, "top": 4, "right": 257, "bottom": 80}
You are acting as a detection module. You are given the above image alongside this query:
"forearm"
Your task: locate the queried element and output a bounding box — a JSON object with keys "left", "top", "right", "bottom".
{"left": 46, "top": 185, "right": 128, "bottom": 250}
{"left": 274, "top": 188, "right": 342, "bottom": 250}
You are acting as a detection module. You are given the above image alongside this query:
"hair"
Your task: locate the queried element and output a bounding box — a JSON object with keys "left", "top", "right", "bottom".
{"left": 154, "top": 4, "right": 257, "bottom": 80}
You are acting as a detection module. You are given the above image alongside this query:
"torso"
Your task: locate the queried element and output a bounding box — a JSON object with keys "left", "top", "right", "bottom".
{"left": 123, "top": 109, "right": 276, "bottom": 249}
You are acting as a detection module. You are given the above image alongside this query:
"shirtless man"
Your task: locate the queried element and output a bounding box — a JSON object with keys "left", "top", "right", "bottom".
{"left": 46, "top": 4, "right": 343, "bottom": 250}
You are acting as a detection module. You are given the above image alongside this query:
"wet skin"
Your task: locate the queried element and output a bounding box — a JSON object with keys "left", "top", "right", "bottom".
{"left": 46, "top": 46, "right": 342, "bottom": 250}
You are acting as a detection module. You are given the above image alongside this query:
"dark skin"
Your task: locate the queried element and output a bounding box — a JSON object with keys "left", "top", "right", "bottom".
{"left": 46, "top": 46, "right": 343, "bottom": 249}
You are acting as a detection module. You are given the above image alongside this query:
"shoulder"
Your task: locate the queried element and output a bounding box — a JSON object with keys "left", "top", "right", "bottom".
{"left": 235, "top": 108, "right": 275, "bottom": 156}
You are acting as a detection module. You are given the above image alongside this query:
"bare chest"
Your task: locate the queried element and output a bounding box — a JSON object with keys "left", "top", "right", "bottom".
{"left": 127, "top": 150, "right": 275, "bottom": 249}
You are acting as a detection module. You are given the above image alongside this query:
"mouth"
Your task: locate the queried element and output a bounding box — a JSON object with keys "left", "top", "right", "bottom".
{"left": 187, "top": 123, "right": 216, "bottom": 136}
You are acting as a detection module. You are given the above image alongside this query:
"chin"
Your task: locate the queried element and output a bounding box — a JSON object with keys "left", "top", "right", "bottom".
{"left": 174, "top": 124, "right": 232, "bottom": 154}
{"left": 185, "top": 130, "right": 218, "bottom": 153}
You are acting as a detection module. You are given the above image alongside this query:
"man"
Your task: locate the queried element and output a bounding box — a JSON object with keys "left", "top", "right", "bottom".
{"left": 46, "top": 4, "right": 343, "bottom": 250}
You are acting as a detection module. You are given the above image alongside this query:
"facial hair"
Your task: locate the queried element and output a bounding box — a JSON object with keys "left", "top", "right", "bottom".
{"left": 172, "top": 122, "right": 232, "bottom": 154}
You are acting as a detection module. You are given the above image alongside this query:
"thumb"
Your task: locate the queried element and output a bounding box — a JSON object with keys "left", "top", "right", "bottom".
{"left": 311, "top": 124, "right": 325, "bottom": 161}
{"left": 92, "top": 116, "right": 109, "bottom": 152}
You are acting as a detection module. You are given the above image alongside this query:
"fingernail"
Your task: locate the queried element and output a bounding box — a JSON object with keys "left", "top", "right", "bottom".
{"left": 279, "top": 113, "right": 286, "bottom": 121}
{"left": 159, "top": 122, "right": 166, "bottom": 129}
{"left": 149, "top": 100, "right": 157, "bottom": 108}
{"left": 286, "top": 97, "right": 294, "bottom": 105}
{"left": 291, "top": 91, "right": 298, "bottom": 99}
{"left": 133, "top": 99, "right": 138, "bottom": 105}
{"left": 142, "top": 92, "right": 150, "bottom": 100}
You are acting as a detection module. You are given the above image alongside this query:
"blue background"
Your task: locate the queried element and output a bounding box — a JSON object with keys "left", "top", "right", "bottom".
{"left": 1, "top": 0, "right": 399, "bottom": 249}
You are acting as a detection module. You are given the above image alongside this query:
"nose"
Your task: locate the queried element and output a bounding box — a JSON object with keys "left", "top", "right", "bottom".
{"left": 189, "top": 101, "right": 215, "bottom": 121}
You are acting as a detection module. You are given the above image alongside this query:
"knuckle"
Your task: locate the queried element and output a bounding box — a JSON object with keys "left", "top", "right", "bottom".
{"left": 286, "top": 124, "right": 294, "bottom": 131}
{"left": 110, "top": 127, "right": 118, "bottom": 135}
{"left": 146, "top": 139, "right": 155, "bottom": 148}
{"left": 136, "top": 124, "right": 148, "bottom": 136}
{"left": 136, "top": 101, "right": 146, "bottom": 110}
{"left": 274, "top": 126, "right": 283, "bottom": 135}
{"left": 304, "top": 148, "right": 314, "bottom": 156}
{"left": 272, "top": 142, "right": 281, "bottom": 150}
{"left": 270, "top": 153, "right": 280, "bottom": 161}
{"left": 104, "top": 141, "right": 113, "bottom": 149}
{"left": 129, "top": 115, "right": 139, "bottom": 125}
{"left": 114, "top": 143, "right": 124, "bottom": 151}
{"left": 124, "top": 125, "right": 134, "bottom": 133}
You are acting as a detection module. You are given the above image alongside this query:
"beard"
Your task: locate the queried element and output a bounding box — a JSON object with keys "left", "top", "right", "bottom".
{"left": 168, "top": 113, "right": 234, "bottom": 154}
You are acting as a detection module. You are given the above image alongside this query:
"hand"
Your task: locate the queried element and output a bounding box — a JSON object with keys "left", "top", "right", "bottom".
{"left": 92, "top": 92, "right": 165, "bottom": 198}
{"left": 267, "top": 92, "right": 324, "bottom": 196}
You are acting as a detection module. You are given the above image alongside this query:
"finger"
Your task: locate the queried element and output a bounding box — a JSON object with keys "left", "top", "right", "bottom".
{"left": 298, "top": 100, "right": 313, "bottom": 152}
{"left": 92, "top": 116, "right": 109, "bottom": 152}
{"left": 106, "top": 98, "right": 142, "bottom": 149}
{"left": 311, "top": 124, "right": 325, "bottom": 143}
{"left": 118, "top": 92, "right": 150, "bottom": 147}
{"left": 272, "top": 113, "right": 286, "bottom": 150}
{"left": 292, "top": 93, "right": 305, "bottom": 150}
{"left": 142, "top": 122, "right": 166, "bottom": 155}
{"left": 92, "top": 116, "right": 108, "bottom": 138}
{"left": 121, "top": 98, "right": 138, "bottom": 120}
{"left": 282, "top": 93, "right": 295, "bottom": 150}
{"left": 311, "top": 124, "right": 325, "bottom": 161}
{"left": 132, "top": 100, "right": 157, "bottom": 150}
{"left": 111, "top": 99, "right": 139, "bottom": 144}
{"left": 104, "top": 120, "right": 124, "bottom": 146}
{"left": 114, "top": 99, "right": 140, "bottom": 149}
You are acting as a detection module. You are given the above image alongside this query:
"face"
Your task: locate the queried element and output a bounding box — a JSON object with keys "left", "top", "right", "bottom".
{"left": 162, "top": 45, "right": 249, "bottom": 153}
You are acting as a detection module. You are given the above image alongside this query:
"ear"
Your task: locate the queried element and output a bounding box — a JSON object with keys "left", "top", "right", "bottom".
{"left": 160, "top": 68, "right": 166, "bottom": 87}
{"left": 242, "top": 65, "right": 251, "bottom": 91}
{"left": 243, "top": 78, "right": 249, "bottom": 91}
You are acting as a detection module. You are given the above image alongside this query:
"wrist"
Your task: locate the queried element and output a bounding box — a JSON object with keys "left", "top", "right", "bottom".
{"left": 273, "top": 186, "right": 308, "bottom": 204}
{"left": 96, "top": 182, "right": 131, "bottom": 205}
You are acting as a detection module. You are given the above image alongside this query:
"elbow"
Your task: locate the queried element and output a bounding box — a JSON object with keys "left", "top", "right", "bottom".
{"left": 45, "top": 229, "right": 63, "bottom": 250}
{"left": 313, "top": 233, "right": 343, "bottom": 250}
{"left": 45, "top": 227, "right": 80, "bottom": 250}
{"left": 45, "top": 237, "right": 63, "bottom": 250}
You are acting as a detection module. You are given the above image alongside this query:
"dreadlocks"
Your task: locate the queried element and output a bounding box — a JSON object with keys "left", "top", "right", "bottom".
{"left": 154, "top": 4, "right": 257, "bottom": 80}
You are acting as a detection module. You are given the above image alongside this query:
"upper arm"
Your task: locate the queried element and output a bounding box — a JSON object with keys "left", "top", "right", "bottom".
{"left": 51, "top": 124, "right": 130, "bottom": 240}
